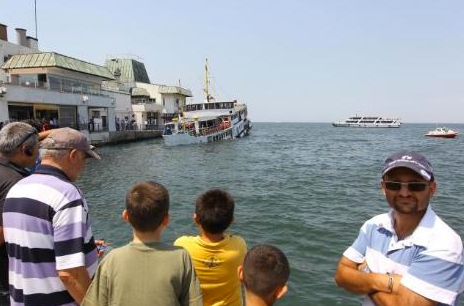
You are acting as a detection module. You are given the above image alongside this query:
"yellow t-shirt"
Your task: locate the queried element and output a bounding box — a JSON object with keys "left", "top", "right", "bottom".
{"left": 174, "top": 234, "right": 247, "bottom": 306}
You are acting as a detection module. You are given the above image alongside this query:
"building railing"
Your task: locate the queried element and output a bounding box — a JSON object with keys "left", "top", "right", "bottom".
{"left": 115, "top": 122, "right": 164, "bottom": 132}
{"left": 0, "top": 120, "right": 85, "bottom": 132}
{"left": 88, "top": 123, "right": 109, "bottom": 133}
{"left": 0, "top": 120, "right": 164, "bottom": 134}
{"left": 4, "top": 80, "right": 112, "bottom": 97}
{"left": 144, "top": 124, "right": 164, "bottom": 131}
{"left": 131, "top": 98, "right": 157, "bottom": 104}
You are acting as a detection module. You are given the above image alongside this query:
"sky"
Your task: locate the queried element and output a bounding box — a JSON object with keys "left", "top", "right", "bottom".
{"left": 1, "top": 0, "right": 464, "bottom": 123}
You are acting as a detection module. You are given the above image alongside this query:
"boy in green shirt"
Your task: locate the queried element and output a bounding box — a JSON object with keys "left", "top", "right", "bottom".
{"left": 238, "top": 244, "right": 290, "bottom": 306}
{"left": 82, "top": 181, "right": 203, "bottom": 306}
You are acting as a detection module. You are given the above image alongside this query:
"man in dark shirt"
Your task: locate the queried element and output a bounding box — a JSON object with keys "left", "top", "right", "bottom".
{"left": 0, "top": 122, "right": 40, "bottom": 306}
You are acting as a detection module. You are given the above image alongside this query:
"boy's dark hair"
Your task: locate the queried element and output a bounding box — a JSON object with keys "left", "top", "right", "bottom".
{"left": 126, "top": 181, "right": 169, "bottom": 232}
{"left": 243, "top": 244, "right": 290, "bottom": 298}
{"left": 21, "top": 119, "right": 43, "bottom": 132}
{"left": 195, "top": 189, "right": 234, "bottom": 234}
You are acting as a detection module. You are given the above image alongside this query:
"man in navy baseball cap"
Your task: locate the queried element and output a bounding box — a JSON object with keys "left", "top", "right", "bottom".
{"left": 381, "top": 151, "right": 433, "bottom": 182}
{"left": 335, "top": 151, "right": 464, "bottom": 306}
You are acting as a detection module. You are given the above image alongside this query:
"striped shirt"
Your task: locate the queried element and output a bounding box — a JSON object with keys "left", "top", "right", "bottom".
{"left": 344, "top": 205, "right": 464, "bottom": 306}
{"left": 2, "top": 165, "right": 98, "bottom": 306}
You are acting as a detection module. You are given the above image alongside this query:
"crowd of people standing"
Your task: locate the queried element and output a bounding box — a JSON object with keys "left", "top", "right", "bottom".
{"left": 0, "top": 122, "right": 289, "bottom": 306}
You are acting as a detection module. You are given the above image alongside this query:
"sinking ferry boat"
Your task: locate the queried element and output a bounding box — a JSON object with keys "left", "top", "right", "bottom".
{"left": 162, "top": 59, "right": 251, "bottom": 146}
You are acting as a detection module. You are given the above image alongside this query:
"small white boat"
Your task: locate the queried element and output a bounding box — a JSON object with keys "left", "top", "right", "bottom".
{"left": 162, "top": 59, "right": 251, "bottom": 146}
{"left": 425, "top": 127, "right": 458, "bottom": 138}
{"left": 332, "top": 116, "right": 401, "bottom": 128}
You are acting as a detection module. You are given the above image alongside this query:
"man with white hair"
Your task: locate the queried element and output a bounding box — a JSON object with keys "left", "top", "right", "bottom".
{"left": 3, "top": 127, "right": 101, "bottom": 306}
{"left": 0, "top": 122, "right": 40, "bottom": 305}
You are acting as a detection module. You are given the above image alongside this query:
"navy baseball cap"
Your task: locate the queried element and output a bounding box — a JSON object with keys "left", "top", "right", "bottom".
{"left": 382, "top": 151, "right": 433, "bottom": 181}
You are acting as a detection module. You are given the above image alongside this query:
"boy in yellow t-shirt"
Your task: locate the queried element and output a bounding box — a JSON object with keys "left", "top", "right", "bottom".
{"left": 174, "top": 189, "right": 247, "bottom": 306}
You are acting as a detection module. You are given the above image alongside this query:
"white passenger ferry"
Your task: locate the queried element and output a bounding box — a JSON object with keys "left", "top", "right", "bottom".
{"left": 162, "top": 60, "right": 252, "bottom": 146}
{"left": 332, "top": 116, "right": 401, "bottom": 128}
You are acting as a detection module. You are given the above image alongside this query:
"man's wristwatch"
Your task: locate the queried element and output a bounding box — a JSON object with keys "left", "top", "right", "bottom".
{"left": 386, "top": 272, "right": 394, "bottom": 293}
{"left": 361, "top": 264, "right": 371, "bottom": 273}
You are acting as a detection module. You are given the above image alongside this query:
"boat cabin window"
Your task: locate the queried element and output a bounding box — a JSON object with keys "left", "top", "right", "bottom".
{"left": 185, "top": 104, "right": 204, "bottom": 111}
{"left": 187, "top": 102, "right": 235, "bottom": 111}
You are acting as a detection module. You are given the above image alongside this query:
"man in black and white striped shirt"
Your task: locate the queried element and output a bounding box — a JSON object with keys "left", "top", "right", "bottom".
{"left": 3, "top": 128, "right": 101, "bottom": 306}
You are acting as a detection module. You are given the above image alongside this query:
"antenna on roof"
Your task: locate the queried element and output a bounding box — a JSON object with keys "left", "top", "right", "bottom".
{"left": 105, "top": 53, "right": 144, "bottom": 61}
{"left": 34, "top": 0, "right": 38, "bottom": 39}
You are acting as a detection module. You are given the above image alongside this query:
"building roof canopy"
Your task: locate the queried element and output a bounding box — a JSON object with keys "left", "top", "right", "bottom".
{"left": 131, "top": 87, "right": 150, "bottom": 97}
{"left": 2, "top": 52, "right": 115, "bottom": 80}
{"left": 105, "top": 58, "right": 150, "bottom": 84}
{"left": 158, "top": 85, "right": 192, "bottom": 97}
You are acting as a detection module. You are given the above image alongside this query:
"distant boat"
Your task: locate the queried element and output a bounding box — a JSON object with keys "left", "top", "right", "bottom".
{"left": 332, "top": 116, "right": 401, "bottom": 128}
{"left": 425, "top": 127, "right": 458, "bottom": 138}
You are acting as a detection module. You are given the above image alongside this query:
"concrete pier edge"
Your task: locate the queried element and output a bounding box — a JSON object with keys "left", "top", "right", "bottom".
{"left": 90, "top": 130, "right": 163, "bottom": 146}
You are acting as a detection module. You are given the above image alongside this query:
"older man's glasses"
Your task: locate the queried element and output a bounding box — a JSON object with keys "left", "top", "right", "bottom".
{"left": 16, "top": 131, "right": 38, "bottom": 148}
{"left": 383, "top": 181, "right": 429, "bottom": 192}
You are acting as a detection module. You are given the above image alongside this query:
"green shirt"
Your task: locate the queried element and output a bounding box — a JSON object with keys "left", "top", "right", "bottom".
{"left": 82, "top": 241, "right": 203, "bottom": 306}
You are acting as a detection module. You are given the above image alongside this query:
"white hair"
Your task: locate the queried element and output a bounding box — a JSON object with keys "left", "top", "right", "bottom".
{"left": 40, "top": 149, "right": 69, "bottom": 160}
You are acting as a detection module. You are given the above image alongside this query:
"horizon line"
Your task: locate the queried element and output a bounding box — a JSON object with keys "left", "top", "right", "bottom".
{"left": 252, "top": 121, "right": 464, "bottom": 124}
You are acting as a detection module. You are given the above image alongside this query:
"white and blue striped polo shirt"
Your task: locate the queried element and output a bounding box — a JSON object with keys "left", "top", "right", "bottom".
{"left": 344, "top": 205, "right": 464, "bottom": 306}
{"left": 2, "top": 165, "right": 98, "bottom": 306}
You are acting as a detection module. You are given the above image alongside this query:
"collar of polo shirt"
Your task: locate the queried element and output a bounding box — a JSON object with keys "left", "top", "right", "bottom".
{"left": 378, "top": 205, "right": 435, "bottom": 248}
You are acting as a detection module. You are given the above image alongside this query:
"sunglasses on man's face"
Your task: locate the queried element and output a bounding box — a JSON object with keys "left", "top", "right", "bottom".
{"left": 17, "top": 130, "right": 38, "bottom": 148}
{"left": 383, "top": 181, "right": 429, "bottom": 192}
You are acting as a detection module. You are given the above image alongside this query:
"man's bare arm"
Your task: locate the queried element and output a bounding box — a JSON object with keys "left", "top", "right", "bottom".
{"left": 335, "top": 257, "right": 439, "bottom": 306}
{"left": 38, "top": 130, "right": 52, "bottom": 141}
{"left": 334, "top": 256, "right": 390, "bottom": 295}
{"left": 370, "top": 279, "right": 437, "bottom": 306}
{"left": 58, "top": 266, "right": 91, "bottom": 304}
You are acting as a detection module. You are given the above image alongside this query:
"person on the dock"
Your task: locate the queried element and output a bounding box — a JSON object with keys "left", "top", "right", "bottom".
{"left": 238, "top": 244, "right": 290, "bottom": 306}
{"left": 2, "top": 127, "right": 101, "bottom": 306}
{"left": 334, "top": 151, "right": 464, "bottom": 306}
{"left": 82, "top": 181, "right": 203, "bottom": 306}
{"left": 174, "top": 189, "right": 247, "bottom": 306}
{"left": 0, "top": 122, "right": 41, "bottom": 305}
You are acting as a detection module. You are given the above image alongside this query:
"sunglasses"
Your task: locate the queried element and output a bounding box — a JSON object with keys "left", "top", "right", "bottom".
{"left": 383, "top": 181, "right": 429, "bottom": 192}
{"left": 17, "top": 131, "right": 38, "bottom": 148}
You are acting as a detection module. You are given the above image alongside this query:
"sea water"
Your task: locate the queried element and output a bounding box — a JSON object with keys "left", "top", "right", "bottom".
{"left": 79, "top": 123, "right": 464, "bottom": 306}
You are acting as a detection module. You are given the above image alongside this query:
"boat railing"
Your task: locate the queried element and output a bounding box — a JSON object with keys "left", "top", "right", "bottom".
{"left": 200, "top": 125, "right": 222, "bottom": 136}
{"left": 179, "top": 121, "right": 231, "bottom": 136}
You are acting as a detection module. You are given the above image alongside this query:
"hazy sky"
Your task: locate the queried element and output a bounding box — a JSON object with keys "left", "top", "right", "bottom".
{"left": 2, "top": 1, "right": 464, "bottom": 123}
